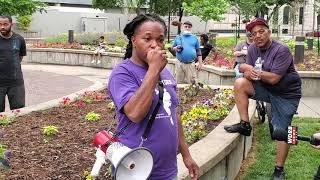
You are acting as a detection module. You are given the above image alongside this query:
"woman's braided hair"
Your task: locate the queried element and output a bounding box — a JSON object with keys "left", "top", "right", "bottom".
{"left": 123, "top": 14, "right": 167, "bottom": 60}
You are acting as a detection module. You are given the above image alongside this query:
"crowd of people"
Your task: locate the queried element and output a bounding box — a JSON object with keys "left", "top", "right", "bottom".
{"left": 1, "top": 12, "right": 319, "bottom": 180}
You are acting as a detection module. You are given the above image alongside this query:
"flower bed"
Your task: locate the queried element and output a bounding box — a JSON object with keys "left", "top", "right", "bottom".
{"left": 0, "top": 86, "right": 234, "bottom": 179}
{"left": 28, "top": 39, "right": 320, "bottom": 71}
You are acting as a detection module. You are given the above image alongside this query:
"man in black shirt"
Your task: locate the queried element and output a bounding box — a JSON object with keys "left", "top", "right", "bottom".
{"left": 0, "top": 15, "right": 26, "bottom": 112}
{"left": 199, "top": 34, "right": 214, "bottom": 61}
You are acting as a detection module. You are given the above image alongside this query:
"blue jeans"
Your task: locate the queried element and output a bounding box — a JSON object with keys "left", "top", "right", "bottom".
{"left": 251, "top": 81, "right": 300, "bottom": 130}
{"left": 234, "top": 63, "right": 243, "bottom": 79}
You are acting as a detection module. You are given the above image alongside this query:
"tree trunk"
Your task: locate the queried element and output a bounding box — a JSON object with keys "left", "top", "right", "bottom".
{"left": 205, "top": 21, "right": 208, "bottom": 32}
{"left": 178, "top": 6, "right": 183, "bottom": 35}
{"left": 168, "top": 0, "right": 171, "bottom": 42}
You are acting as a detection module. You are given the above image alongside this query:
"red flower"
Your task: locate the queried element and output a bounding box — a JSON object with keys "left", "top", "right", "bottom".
{"left": 76, "top": 100, "right": 85, "bottom": 107}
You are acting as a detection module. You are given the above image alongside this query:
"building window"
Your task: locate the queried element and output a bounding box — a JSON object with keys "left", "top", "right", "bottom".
{"left": 317, "top": 14, "right": 320, "bottom": 27}
{"left": 282, "top": 29, "right": 288, "bottom": 34}
{"left": 283, "top": 6, "right": 289, "bottom": 25}
{"left": 299, "top": 7, "right": 303, "bottom": 25}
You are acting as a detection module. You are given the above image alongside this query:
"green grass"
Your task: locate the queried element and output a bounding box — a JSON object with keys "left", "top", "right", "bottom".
{"left": 242, "top": 117, "right": 320, "bottom": 180}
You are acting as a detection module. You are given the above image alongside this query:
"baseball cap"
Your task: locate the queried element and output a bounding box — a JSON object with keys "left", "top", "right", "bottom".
{"left": 245, "top": 18, "right": 269, "bottom": 32}
{"left": 183, "top": 21, "right": 193, "bottom": 27}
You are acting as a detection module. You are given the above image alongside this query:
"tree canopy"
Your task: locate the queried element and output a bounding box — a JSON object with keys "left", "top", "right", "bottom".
{"left": 93, "top": 0, "right": 148, "bottom": 14}
{"left": 182, "top": 0, "right": 229, "bottom": 22}
{"left": 229, "top": 0, "right": 303, "bottom": 21}
{"left": 0, "top": 0, "right": 46, "bottom": 16}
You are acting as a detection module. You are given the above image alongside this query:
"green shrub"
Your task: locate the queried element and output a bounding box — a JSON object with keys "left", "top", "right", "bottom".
{"left": 17, "top": 15, "right": 32, "bottom": 31}
{"left": 105, "top": 32, "right": 127, "bottom": 46}
{"left": 73, "top": 32, "right": 127, "bottom": 46}
{"left": 85, "top": 111, "right": 101, "bottom": 122}
{"left": 75, "top": 32, "right": 103, "bottom": 45}
{"left": 43, "top": 125, "right": 59, "bottom": 136}
{"left": 115, "top": 38, "right": 128, "bottom": 47}
{"left": 216, "top": 37, "right": 237, "bottom": 49}
{"left": 44, "top": 33, "right": 68, "bottom": 43}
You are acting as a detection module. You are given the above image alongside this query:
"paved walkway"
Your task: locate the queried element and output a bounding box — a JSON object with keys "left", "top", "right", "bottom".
{"left": 4, "top": 64, "right": 110, "bottom": 112}
{"left": 3, "top": 64, "right": 320, "bottom": 119}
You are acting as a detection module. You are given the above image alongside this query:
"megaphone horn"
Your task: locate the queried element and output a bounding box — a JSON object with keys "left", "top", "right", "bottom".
{"left": 90, "top": 130, "right": 154, "bottom": 180}
{"left": 107, "top": 142, "right": 154, "bottom": 180}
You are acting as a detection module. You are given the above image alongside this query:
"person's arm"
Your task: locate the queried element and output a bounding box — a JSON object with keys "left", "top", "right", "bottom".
{"left": 123, "top": 69, "right": 160, "bottom": 123}
{"left": 177, "top": 114, "right": 199, "bottom": 180}
{"left": 260, "top": 47, "right": 292, "bottom": 85}
{"left": 195, "top": 37, "right": 202, "bottom": 70}
{"left": 196, "top": 49, "right": 203, "bottom": 70}
{"left": 233, "top": 42, "right": 245, "bottom": 57}
{"left": 20, "top": 37, "right": 26, "bottom": 62}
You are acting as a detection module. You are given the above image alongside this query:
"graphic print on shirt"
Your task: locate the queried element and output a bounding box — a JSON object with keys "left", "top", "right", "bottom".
{"left": 163, "top": 88, "right": 174, "bottom": 125}
{"left": 154, "top": 80, "right": 175, "bottom": 126}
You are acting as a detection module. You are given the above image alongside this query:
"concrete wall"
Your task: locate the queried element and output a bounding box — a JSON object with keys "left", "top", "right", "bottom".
{"left": 26, "top": 6, "right": 241, "bottom": 37}
{"left": 25, "top": 48, "right": 320, "bottom": 97}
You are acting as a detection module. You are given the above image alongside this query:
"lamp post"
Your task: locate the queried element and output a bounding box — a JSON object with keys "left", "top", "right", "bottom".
{"left": 237, "top": 13, "right": 241, "bottom": 38}
{"left": 301, "top": 0, "right": 306, "bottom": 36}
{"left": 234, "top": 18, "right": 238, "bottom": 45}
{"left": 167, "top": 0, "right": 171, "bottom": 42}
{"left": 317, "top": 24, "right": 320, "bottom": 56}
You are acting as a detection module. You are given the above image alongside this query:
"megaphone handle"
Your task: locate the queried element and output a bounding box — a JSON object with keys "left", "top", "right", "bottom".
{"left": 90, "top": 156, "right": 106, "bottom": 177}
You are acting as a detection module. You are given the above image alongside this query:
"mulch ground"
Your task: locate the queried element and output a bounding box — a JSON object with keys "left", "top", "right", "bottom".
{"left": 0, "top": 88, "right": 224, "bottom": 179}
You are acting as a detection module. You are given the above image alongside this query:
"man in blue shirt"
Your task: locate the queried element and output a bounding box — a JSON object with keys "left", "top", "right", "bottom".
{"left": 172, "top": 21, "right": 203, "bottom": 84}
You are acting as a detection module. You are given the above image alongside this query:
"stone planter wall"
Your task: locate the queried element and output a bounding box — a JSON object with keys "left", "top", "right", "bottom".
{"left": 26, "top": 48, "right": 320, "bottom": 97}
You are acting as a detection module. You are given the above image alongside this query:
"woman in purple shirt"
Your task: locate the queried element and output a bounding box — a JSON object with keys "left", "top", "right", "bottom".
{"left": 108, "top": 14, "right": 199, "bottom": 180}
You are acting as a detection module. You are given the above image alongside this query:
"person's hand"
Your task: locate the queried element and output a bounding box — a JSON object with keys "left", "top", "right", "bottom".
{"left": 183, "top": 156, "right": 199, "bottom": 180}
{"left": 173, "top": 45, "right": 183, "bottom": 52}
{"left": 312, "top": 133, "right": 320, "bottom": 149}
{"left": 196, "top": 61, "right": 202, "bottom": 71}
{"left": 234, "top": 51, "right": 243, "bottom": 57}
{"left": 249, "top": 68, "right": 261, "bottom": 80}
{"left": 146, "top": 46, "right": 168, "bottom": 73}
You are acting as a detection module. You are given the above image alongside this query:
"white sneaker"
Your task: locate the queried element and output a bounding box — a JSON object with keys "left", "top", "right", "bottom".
{"left": 91, "top": 60, "right": 95, "bottom": 64}
{"left": 97, "top": 60, "right": 101, "bottom": 64}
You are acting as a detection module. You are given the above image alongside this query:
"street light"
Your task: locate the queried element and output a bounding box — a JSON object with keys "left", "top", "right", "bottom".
{"left": 317, "top": 24, "right": 320, "bottom": 56}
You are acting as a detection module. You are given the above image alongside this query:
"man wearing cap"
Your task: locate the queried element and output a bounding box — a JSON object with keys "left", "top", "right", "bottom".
{"left": 233, "top": 31, "right": 254, "bottom": 79}
{"left": 224, "top": 18, "right": 301, "bottom": 180}
{"left": 172, "top": 21, "right": 203, "bottom": 84}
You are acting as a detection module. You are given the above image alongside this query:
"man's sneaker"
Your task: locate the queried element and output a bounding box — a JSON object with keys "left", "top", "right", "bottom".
{"left": 91, "top": 60, "right": 95, "bottom": 64}
{"left": 224, "top": 121, "right": 252, "bottom": 136}
{"left": 272, "top": 168, "right": 285, "bottom": 180}
{"left": 97, "top": 60, "right": 101, "bottom": 64}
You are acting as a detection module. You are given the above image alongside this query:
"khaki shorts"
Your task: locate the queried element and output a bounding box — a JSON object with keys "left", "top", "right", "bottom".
{"left": 94, "top": 48, "right": 105, "bottom": 54}
{"left": 175, "top": 61, "right": 197, "bottom": 84}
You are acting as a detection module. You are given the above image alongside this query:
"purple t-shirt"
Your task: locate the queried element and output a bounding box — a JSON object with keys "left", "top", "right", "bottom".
{"left": 108, "top": 59, "right": 179, "bottom": 180}
{"left": 246, "top": 40, "right": 301, "bottom": 99}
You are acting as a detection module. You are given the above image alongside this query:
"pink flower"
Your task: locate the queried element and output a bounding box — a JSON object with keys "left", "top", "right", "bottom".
{"left": 62, "top": 97, "right": 70, "bottom": 105}
{"left": 76, "top": 100, "right": 85, "bottom": 107}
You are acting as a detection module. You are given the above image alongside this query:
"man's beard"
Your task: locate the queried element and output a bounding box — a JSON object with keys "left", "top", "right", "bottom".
{"left": 0, "top": 26, "right": 12, "bottom": 37}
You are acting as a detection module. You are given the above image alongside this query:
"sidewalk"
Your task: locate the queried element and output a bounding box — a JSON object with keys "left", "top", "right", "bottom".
{"left": 297, "top": 97, "right": 320, "bottom": 118}
{"left": 4, "top": 63, "right": 320, "bottom": 119}
{"left": 4, "top": 64, "right": 110, "bottom": 112}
